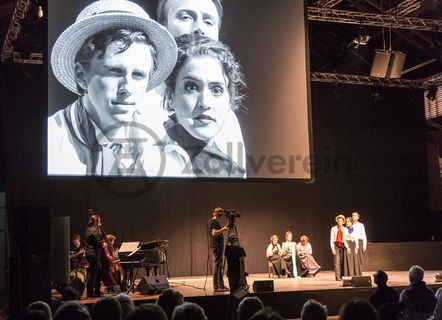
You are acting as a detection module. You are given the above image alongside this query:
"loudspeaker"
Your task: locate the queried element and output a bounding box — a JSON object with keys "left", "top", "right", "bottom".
{"left": 252, "top": 280, "right": 274, "bottom": 292}
{"left": 370, "top": 50, "right": 406, "bottom": 79}
{"left": 51, "top": 217, "right": 70, "bottom": 284}
{"left": 137, "top": 276, "right": 169, "bottom": 295}
{"left": 435, "top": 273, "right": 442, "bottom": 282}
{"left": 351, "top": 276, "right": 372, "bottom": 287}
{"left": 232, "top": 286, "right": 248, "bottom": 299}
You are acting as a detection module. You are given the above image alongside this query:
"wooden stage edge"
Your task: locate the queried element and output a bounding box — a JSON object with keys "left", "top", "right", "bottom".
{"left": 75, "top": 270, "right": 442, "bottom": 319}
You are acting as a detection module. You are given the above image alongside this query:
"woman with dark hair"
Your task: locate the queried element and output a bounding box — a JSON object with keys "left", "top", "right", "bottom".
{"left": 160, "top": 34, "right": 246, "bottom": 178}
{"left": 85, "top": 213, "right": 104, "bottom": 298}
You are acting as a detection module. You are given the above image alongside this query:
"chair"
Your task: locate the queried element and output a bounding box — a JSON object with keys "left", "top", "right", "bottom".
{"left": 268, "top": 261, "right": 275, "bottom": 278}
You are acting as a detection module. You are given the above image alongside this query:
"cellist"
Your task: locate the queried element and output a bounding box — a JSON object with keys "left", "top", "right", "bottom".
{"left": 85, "top": 211, "right": 104, "bottom": 298}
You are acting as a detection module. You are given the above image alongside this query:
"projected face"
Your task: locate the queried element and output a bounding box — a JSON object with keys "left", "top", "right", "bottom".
{"left": 171, "top": 56, "right": 230, "bottom": 142}
{"left": 77, "top": 41, "right": 153, "bottom": 127}
{"left": 163, "top": 0, "right": 220, "bottom": 40}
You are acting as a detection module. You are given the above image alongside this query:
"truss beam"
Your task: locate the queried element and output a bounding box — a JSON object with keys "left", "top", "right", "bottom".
{"left": 307, "top": 7, "right": 442, "bottom": 32}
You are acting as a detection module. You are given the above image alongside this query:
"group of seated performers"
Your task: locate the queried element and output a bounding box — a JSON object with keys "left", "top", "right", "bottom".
{"left": 266, "top": 231, "right": 321, "bottom": 278}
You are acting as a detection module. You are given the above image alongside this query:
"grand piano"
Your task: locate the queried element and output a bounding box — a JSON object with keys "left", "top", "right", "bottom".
{"left": 119, "top": 239, "right": 169, "bottom": 291}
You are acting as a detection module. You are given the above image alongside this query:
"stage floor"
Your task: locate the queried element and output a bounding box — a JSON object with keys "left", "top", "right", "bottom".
{"left": 73, "top": 270, "right": 442, "bottom": 318}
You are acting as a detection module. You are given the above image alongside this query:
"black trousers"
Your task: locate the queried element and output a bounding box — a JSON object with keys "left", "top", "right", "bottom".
{"left": 86, "top": 251, "right": 101, "bottom": 296}
{"left": 212, "top": 246, "right": 225, "bottom": 288}
{"left": 334, "top": 245, "right": 345, "bottom": 280}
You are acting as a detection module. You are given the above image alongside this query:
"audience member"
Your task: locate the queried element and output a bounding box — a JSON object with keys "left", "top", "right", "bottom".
{"left": 300, "top": 299, "right": 327, "bottom": 320}
{"left": 433, "top": 292, "right": 442, "bottom": 320}
{"left": 90, "top": 296, "right": 122, "bottom": 320}
{"left": 369, "top": 270, "right": 399, "bottom": 310}
{"left": 399, "top": 265, "right": 437, "bottom": 320}
{"left": 171, "top": 302, "right": 207, "bottom": 320}
{"left": 27, "top": 301, "right": 52, "bottom": 320}
{"left": 27, "top": 310, "right": 48, "bottom": 320}
{"left": 237, "top": 296, "right": 264, "bottom": 320}
{"left": 115, "top": 293, "right": 135, "bottom": 319}
{"left": 338, "top": 299, "right": 380, "bottom": 320}
{"left": 126, "top": 303, "right": 167, "bottom": 320}
{"left": 250, "top": 306, "right": 284, "bottom": 320}
{"left": 53, "top": 301, "right": 91, "bottom": 320}
{"left": 157, "top": 288, "right": 184, "bottom": 320}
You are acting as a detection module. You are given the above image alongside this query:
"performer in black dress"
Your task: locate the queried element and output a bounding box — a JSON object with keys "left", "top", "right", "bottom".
{"left": 85, "top": 213, "right": 104, "bottom": 298}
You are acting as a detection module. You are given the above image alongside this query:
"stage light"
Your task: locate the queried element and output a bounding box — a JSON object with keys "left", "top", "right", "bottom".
{"left": 349, "top": 28, "right": 371, "bottom": 49}
{"left": 37, "top": 6, "right": 43, "bottom": 18}
{"left": 427, "top": 85, "right": 438, "bottom": 101}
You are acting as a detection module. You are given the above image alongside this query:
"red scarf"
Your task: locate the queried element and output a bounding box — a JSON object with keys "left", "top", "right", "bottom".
{"left": 336, "top": 226, "right": 344, "bottom": 248}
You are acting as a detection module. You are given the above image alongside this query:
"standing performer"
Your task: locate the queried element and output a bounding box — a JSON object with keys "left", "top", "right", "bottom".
{"left": 351, "top": 211, "right": 367, "bottom": 273}
{"left": 330, "top": 215, "right": 350, "bottom": 281}
{"left": 85, "top": 213, "right": 104, "bottom": 298}
{"left": 343, "top": 217, "right": 361, "bottom": 276}
{"left": 208, "top": 207, "right": 229, "bottom": 292}
{"left": 281, "top": 231, "right": 297, "bottom": 277}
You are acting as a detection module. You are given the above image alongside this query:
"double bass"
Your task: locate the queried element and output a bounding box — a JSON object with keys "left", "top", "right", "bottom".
{"left": 99, "top": 225, "right": 124, "bottom": 290}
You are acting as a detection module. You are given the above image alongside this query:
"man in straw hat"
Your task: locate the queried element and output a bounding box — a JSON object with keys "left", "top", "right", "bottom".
{"left": 330, "top": 214, "right": 351, "bottom": 281}
{"left": 48, "top": 0, "right": 177, "bottom": 176}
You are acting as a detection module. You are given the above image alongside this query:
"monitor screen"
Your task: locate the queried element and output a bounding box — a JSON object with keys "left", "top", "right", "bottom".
{"left": 47, "top": 0, "right": 312, "bottom": 180}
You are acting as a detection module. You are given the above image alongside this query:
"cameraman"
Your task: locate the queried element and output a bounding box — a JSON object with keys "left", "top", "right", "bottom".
{"left": 208, "top": 207, "right": 229, "bottom": 292}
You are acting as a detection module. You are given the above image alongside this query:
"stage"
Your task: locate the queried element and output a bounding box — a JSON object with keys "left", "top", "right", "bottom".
{"left": 72, "top": 270, "right": 442, "bottom": 319}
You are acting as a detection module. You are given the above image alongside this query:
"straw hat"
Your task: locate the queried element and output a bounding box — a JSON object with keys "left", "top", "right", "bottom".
{"left": 335, "top": 214, "right": 346, "bottom": 223}
{"left": 50, "top": 0, "right": 177, "bottom": 95}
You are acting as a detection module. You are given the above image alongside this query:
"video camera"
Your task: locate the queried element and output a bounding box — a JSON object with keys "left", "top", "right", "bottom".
{"left": 224, "top": 209, "right": 240, "bottom": 227}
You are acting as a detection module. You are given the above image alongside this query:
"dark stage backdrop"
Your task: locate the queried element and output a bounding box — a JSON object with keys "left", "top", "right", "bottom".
{"left": 1, "top": 53, "right": 431, "bottom": 276}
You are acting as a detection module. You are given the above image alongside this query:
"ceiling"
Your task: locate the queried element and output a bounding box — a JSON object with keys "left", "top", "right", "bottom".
{"left": 0, "top": 0, "right": 441, "bottom": 80}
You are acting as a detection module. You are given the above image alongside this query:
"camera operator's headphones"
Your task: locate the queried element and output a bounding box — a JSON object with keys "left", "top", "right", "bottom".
{"left": 214, "top": 207, "right": 224, "bottom": 217}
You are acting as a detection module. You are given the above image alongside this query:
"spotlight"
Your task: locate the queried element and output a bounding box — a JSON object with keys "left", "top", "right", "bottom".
{"left": 427, "top": 85, "right": 438, "bottom": 101}
{"left": 37, "top": 5, "right": 43, "bottom": 18}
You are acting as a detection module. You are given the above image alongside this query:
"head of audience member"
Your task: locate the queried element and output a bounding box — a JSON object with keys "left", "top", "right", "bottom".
{"left": 373, "top": 270, "right": 389, "bottom": 288}
{"left": 53, "top": 301, "right": 91, "bottom": 320}
{"left": 157, "top": 288, "right": 184, "bottom": 319}
{"left": 285, "top": 231, "right": 293, "bottom": 243}
{"left": 171, "top": 302, "right": 207, "bottom": 320}
{"left": 335, "top": 215, "right": 345, "bottom": 227}
{"left": 338, "top": 300, "right": 380, "bottom": 320}
{"left": 270, "top": 235, "right": 278, "bottom": 246}
{"left": 435, "top": 287, "right": 442, "bottom": 300}
{"left": 115, "top": 293, "right": 135, "bottom": 319}
{"left": 156, "top": 0, "right": 223, "bottom": 40}
{"left": 27, "top": 310, "right": 48, "bottom": 320}
{"left": 300, "top": 299, "right": 327, "bottom": 320}
{"left": 27, "top": 301, "right": 52, "bottom": 320}
{"left": 250, "top": 307, "right": 284, "bottom": 320}
{"left": 408, "top": 265, "right": 425, "bottom": 284}
{"left": 126, "top": 303, "right": 167, "bottom": 320}
{"left": 90, "top": 296, "right": 122, "bottom": 320}
{"left": 300, "top": 235, "right": 309, "bottom": 246}
{"left": 163, "top": 34, "right": 245, "bottom": 143}
{"left": 345, "top": 217, "right": 352, "bottom": 228}
{"left": 351, "top": 212, "right": 360, "bottom": 223}
{"left": 237, "top": 297, "right": 264, "bottom": 320}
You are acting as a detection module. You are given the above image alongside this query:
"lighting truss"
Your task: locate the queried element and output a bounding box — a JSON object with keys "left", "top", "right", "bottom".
{"left": 314, "top": 0, "right": 343, "bottom": 8}
{"left": 386, "top": 0, "right": 421, "bottom": 16}
{"left": 307, "top": 7, "right": 442, "bottom": 32}
{"left": 311, "top": 72, "right": 423, "bottom": 88}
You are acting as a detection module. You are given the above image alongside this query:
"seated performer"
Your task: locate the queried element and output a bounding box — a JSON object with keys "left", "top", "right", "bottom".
{"left": 70, "top": 233, "right": 85, "bottom": 270}
{"left": 281, "top": 231, "right": 297, "bottom": 278}
{"left": 296, "top": 235, "right": 321, "bottom": 277}
{"left": 266, "top": 235, "right": 291, "bottom": 278}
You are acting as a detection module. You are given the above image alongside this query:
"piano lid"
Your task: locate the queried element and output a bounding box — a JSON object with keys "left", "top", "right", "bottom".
{"left": 140, "top": 239, "right": 169, "bottom": 250}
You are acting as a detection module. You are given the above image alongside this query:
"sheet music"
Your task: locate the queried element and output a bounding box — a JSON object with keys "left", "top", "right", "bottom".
{"left": 119, "top": 241, "right": 140, "bottom": 254}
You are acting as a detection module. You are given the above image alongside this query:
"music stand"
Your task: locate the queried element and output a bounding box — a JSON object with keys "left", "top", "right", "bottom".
{"left": 119, "top": 242, "right": 140, "bottom": 293}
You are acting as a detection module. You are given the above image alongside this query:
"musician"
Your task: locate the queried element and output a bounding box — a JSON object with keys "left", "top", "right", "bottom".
{"left": 106, "top": 234, "right": 119, "bottom": 259}
{"left": 208, "top": 207, "right": 229, "bottom": 292}
{"left": 85, "top": 213, "right": 104, "bottom": 298}
{"left": 70, "top": 233, "right": 85, "bottom": 270}
{"left": 266, "top": 235, "right": 291, "bottom": 277}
